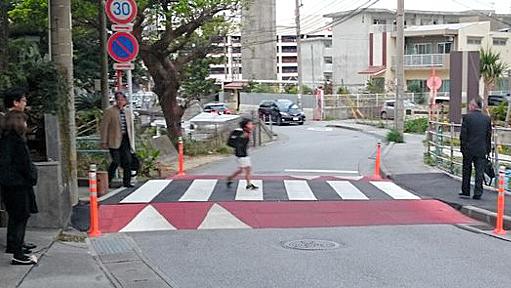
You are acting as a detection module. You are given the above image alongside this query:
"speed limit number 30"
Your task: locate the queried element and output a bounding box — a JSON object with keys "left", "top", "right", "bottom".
{"left": 105, "top": 0, "right": 138, "bottom": 25}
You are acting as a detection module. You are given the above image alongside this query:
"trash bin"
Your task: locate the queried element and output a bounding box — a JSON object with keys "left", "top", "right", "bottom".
{"left": 97, "top": 171, "right": 109, "bottom": 197}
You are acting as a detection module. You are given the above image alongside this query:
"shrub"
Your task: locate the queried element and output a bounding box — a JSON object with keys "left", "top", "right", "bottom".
{"left": 404, "top": 118, "right": 428, "bottom": 134}
{"left": 386, "top": 129, "right": 404, "bottom": 143}
{"left": 489, "top": 102, "right": 507, "bottom": 122}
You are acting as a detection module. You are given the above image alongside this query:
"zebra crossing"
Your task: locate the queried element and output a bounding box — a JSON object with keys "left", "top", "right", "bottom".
{"left": 103, "top": 178, "right": 420, "bottom": 204}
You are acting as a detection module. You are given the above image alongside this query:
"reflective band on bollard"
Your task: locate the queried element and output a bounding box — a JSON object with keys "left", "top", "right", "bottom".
{"left": 88, "top": 164, "right": 102, "bottom": 237}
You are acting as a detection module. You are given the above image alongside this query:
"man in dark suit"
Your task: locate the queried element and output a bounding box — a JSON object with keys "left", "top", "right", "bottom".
{"left": 460, "top": 99, "right": 492, "bottom": 200}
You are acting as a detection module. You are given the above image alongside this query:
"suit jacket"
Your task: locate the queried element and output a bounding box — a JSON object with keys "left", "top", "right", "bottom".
{"left": 0, "top": 133, "right": 38, "bottom": 187}
{"left": 100, "top": 105, "right": 135, "bottom": 152}
{"left": 460, "top": 110, "right": 492, "bottom": 157}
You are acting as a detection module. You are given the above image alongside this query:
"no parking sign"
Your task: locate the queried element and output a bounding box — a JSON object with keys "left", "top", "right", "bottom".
{"left": 107, "top": 32, "right": 139, "bottom": 63}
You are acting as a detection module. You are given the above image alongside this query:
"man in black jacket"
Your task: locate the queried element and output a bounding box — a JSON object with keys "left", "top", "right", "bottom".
{"left": 460, "top": 99, "right": 492, "bottom": 200}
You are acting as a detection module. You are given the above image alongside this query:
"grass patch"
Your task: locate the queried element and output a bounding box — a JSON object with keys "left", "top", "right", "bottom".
{"left": 386, "top": 129, "right": 404, "bottom": 143}
{"left": 184, "top": 139, "right": 232, "bottom": 156}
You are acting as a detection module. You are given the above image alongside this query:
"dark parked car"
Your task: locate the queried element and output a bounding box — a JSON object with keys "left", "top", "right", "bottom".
{"left": 488, "top": 94, "right": 510, "bottom": 106}
{"left": 203, "top": 102, "right": 232, "bottom": 114}
{"left": 258, "top": 99, "right": 305, "bottom": 125}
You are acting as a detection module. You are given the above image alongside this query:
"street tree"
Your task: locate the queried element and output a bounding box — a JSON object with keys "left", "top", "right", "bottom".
{"left": 480, "top": 48, "right": 508, "bottom": 106}
{"left": 181, "top": 58, "right": 220, "bottom": 102}
{"left": 132, "top": 0, "right": 241, "bottom": 141}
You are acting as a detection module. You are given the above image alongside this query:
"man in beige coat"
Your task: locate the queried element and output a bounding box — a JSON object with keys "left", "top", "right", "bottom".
{"left": 100, "top": 92, "right": 135, "bottom": 188}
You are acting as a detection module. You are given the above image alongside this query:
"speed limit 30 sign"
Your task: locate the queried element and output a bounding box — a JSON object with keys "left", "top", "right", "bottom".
{"left": 105, "top": 0, "right": 138, "bottom": 25}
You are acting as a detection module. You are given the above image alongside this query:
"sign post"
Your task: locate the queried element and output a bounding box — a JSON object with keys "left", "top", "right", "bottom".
{"left": 427, "top": 69, "right": 442, "bottom": 120}
{"left": 105, "top": 0, "right": 138, "bottom": 149}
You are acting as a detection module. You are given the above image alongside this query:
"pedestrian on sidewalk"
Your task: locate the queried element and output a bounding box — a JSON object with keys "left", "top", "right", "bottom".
{"left": 460, "top": 98, "right": 492, "bottom": 200}
{"left": 0, "top": 88, "right": 39, "bottom": 265}
{"left": 100, "top": 92, "right": 135, "bottom": 188}
{"left": 226, "top": 118, "right": 258, "bottom": 190}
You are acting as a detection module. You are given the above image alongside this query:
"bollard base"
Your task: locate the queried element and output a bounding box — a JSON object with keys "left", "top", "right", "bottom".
{"left": 493, "top": 229, "right": 507, "bottom": 236}
{"left": 370, "top": 175, "right": 383, "bottom": 181}
{"left": 88, "top": 230, "right": 102, "bottom": 238}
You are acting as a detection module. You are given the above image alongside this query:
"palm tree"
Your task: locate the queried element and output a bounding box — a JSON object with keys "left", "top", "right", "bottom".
{"left": 480, "top": 48, "right": 508, "bottom": 107}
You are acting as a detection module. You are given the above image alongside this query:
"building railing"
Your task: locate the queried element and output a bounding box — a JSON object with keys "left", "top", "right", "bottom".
{"left": 426, "top": 121, "right": 511, "bottom": 189}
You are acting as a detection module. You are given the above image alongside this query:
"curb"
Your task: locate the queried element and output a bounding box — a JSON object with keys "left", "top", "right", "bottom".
{"left": 326, "top": 123, "right": 386, "bottom": 141}
{"left": 458, "top": 204, "right": 511, "bottom": 230}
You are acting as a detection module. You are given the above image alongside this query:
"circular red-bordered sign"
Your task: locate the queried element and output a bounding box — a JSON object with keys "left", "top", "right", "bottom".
{"left": 427, "top": 76, "right": 442, "bottom": 91}
{"left": 107, "top": 32, "right": 139, "bottom": 63}
{"left": 105, "top": 0, "right": 138, "bottom": 25}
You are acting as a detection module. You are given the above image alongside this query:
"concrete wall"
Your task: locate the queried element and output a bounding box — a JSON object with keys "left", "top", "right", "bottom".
{"left": 28, "top": 162, "right": 71, "bottom": 229}
{"left": 301, "top": 38, "right": 332, "bottom": 86}
{"left": 241, "top": 0, "right": 277, "bottom": 80}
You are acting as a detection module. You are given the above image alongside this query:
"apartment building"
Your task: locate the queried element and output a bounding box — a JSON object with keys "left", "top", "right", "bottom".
{"left": 325, "top": 8, "right": 511, "bottom": 89}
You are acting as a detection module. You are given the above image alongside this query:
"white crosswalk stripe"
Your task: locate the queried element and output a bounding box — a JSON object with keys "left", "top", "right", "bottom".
{"left": 370, "top": 181, "right": 421, "bottom": 200}
{"left": 117, "top": 179, "right": 420, "bottom": 202}
{"left": 179, "top": 179, "right": 218, "bottom": 202}
{"left": 120, "top": 180, "right": 172, "bottom": 203}
{"left": 235, "top": 180, "right": 264, "bottom": 201}
{"left": 327, "top": 181, "right": 369, "bottom": 200}
{"left": 284, "top": 180, "right": 317, "bottom": 200}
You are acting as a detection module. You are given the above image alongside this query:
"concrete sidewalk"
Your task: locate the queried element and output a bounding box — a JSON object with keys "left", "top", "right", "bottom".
{"left": 329, "top": 120, "right": 511, "bottom": 230}
{"left": 0, "top": 228, "right": 113, "bottom": 288}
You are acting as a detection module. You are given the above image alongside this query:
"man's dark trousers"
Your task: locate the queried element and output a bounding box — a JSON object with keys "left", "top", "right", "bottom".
{"left": 108, "top": 134, "right": 132, "bottom": 186}
{"left": 461, "top": 153, "right": 485, "bottom": 197}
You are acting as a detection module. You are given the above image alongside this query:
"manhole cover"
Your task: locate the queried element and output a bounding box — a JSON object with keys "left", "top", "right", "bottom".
{"left": 281, "top": 239, "right": 341, "bottom": 251}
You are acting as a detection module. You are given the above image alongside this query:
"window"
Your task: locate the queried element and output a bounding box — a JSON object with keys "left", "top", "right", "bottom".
{"left": 373, "top": 19, "right": 387, "bottom": 24}
{"left": 282, "top": 66, "right": 298, "bottom": 73}
{"left": 324, "top": 56, "right": 333, "bottom": 64}
{"left": 437, "top": 42, "right": 452, "bottom": 54}
{"left": 281, "top": 46, "right": 298, "bottom": 53}
{"left": 281, "top": 35, "right": 297, "bottom": 43}
{"left": 415, "top": 43, "right": 432, "bottom": 54}
{"left": 493, "top": 38, "right": 508, "bottom": 46}
{"left": 467, "top": 37, "right": 482, "bottom": 45}
{"left": 325, "top": 40, "right": 332, "bottom": 48}
{"left": 232, "top": 47, "right": 241, "bottom": 54}
{"left": 323, "top": 72, "right": 333, "bottom": 81}
{"left": 282, "top": 56, "right": 298, "bottom": 63}
{"left": 210, "top": 46, "right": 225, "bottom": 54}
{"left": 211, "top": 36, "right": 225, "bottom": 44}
{"left": 231, "top": 36, "right": 241, "bottom": 43}
{"left": 210, "top": 67, "right": 227, "bottom": 74}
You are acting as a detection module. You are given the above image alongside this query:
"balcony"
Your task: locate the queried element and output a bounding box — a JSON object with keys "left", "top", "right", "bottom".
{"left": 403, "top": 54, "right": 450, "bottom": 69}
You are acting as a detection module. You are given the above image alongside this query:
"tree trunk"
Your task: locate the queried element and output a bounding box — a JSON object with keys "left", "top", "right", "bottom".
{"left": 141, "top": 51, "right": 184, "bottom": 145}
{"left": 0, "top": 0, "right": 9, "bottom": 73}
{"left": 99, "top": 0, "right": 109, "bottom": 109}
{"left": 51, "top": 0, "right": 78, "bottom": 205}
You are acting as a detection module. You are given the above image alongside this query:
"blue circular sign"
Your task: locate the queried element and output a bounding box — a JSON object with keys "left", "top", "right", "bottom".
{"left": 107, "top": 32, "right": 139, "bottom": 63}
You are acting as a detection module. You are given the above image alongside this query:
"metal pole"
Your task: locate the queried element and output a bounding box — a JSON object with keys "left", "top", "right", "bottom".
{"left": 450, "top": 122, "right": 454, "bottom": 173}
{"left": 505, "top": 70, "right": 511, "bottom": 127}
{"left": 311, "top": 45, "right": 315, "bottom": 89}
{"left": 395, "top": 0, "right": 405, "bottom": 134}
{"left": 127, "top": 69, "right": 135, "bottom": 150}
{"left": 295, "top": 0, "right": 303, "bottom": 108}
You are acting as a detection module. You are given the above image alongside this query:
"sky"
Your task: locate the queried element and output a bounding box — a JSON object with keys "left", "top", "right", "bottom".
{"left": 277, "top": 0, "right": 511, "bottom": 28}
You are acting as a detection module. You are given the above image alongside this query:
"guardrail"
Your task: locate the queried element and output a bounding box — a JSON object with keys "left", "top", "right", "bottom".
{"left": 426, "top": 121, "right": 511, "bottom": 189}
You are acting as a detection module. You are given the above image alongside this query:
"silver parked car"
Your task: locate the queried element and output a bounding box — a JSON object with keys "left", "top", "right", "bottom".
{"left": 380, "top": 100, "right": 416, "bottom": 120}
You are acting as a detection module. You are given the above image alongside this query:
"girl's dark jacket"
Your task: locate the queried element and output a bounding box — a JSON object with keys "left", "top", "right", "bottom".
{"left": 0, "top": 132, "right": 38, "bottom": 216}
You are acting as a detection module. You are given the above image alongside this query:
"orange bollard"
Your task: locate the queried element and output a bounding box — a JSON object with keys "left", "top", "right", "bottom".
{"left": 88, "top": 164, "right": 102, "bottom": 237}
{"left": 178, "top": 136, "right": 185, "bottom": 176}
{"left": 371, "top": 142, "right": 383, "bottom": 180}
{"left": 493, "top": 167, "right": 507, "bottom": 235}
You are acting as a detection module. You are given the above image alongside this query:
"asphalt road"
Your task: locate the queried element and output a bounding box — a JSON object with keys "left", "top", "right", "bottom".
{"left": 192, "top": 121, "right": 378, "bottom": 176}
{"left": 130, "top": 225, "right": 511, "bottom": 288}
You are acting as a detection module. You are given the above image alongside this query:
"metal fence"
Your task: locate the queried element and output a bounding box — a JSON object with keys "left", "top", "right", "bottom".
{"left": 426, "top": 120, "right": 511, "bottom": 188}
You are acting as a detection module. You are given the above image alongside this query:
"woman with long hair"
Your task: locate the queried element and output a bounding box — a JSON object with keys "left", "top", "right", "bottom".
{"left": 0, "top": 110, "right": 38, "bottom": 265}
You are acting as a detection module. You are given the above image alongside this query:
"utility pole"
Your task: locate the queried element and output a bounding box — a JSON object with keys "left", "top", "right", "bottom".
{"left": 395, "top": 0, "right": 405, "bottom": 134}
{"left": 295, "top": 0, "right": 303, "bottom": 106}
{"left": 51, "top": 0, "right": 78, "bottom": 205}
{"left": 99, "top": 0, "right": 109, "bottom": 109}
{"left": 505, "top": 69, "right": 511, "bottom": 127}
{"left": 311, "top": 45, "right": 315, "bottom": 89}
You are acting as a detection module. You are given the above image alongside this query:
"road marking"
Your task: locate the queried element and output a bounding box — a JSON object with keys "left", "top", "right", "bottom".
{"left": 120, "top": 180, "right": 172, "bottom": 203}
{"left": 120, "top": 205, "right": 175, "bottom": 232}
{"left": 290, "top": 175, "right": 320, "bottom": 180}
{"left": 235, "top": 180, "right": 263, "bottom": 201}
{"left": 198, "top": 204, "right": 251, "bottom": 229}
{"left": 327, "top": 181, "right": 369, "bottom": 200}
{"left": 285, "top": 169, "right": 360, "bottom": 174}
{"left": 370, "top": 181, "right": 420, "bottom": 200}
{"left": 284, "top": 180, "right": 317, "bottom": 200}
{"left": 307, "top": 127, "right": 333, "bottom": 132}
{"left": 179, "top": 179, "right": 217, "bottom": 201}
{"left": 333, "top": 176, "right": 365, "bottom": 181}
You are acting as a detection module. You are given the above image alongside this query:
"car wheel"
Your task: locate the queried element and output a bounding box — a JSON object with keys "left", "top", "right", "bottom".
{"left": 299, "top": 121, "right": 304, "bottom": 125}
{"left": 380, "top": 111, "right": 387, "bottom": 120}
{"left": 276, "top": 116, "right": 282, "bottom": 126}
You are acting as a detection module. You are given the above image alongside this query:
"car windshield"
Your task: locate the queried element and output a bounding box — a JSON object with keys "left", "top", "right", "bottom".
{"left": 277, "top": 101, "right": 294, "bottom": 111}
